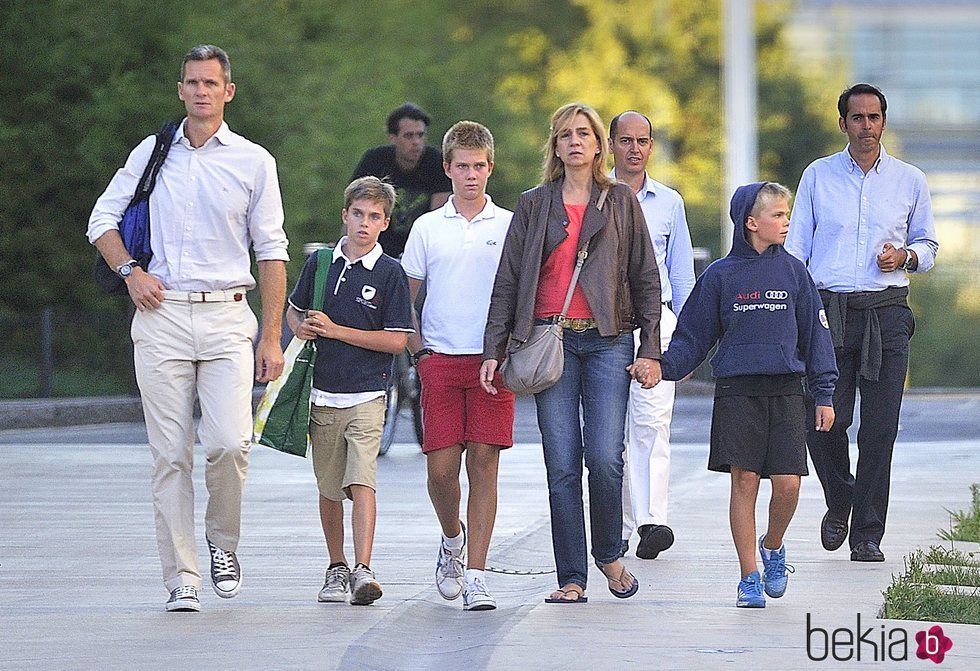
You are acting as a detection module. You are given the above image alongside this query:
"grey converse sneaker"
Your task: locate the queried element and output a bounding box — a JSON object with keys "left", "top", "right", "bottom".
{"left": 166, "top": 585, "right": 201, "bottom": 612}
{"left": 349, "top": 564, "right": 382, "bottom": 606}
{"left": 463, "top": 575, "right": 496, "bottom": 611}
{"left": 206, "top": 536, "right": 241, "bottom": 598}
{"left": 318, "top": 564, "right": 351, "bottom": 603}
{"left": 435, "top": 523, "right": 466, "bottom": 600}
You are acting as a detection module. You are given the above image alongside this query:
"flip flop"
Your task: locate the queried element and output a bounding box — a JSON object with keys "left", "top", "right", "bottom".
{"left": 597, "top": 561, "right": 639, "bottom": 599}
{"left": 544, "top": 586, "right": 588, "bottom": 604}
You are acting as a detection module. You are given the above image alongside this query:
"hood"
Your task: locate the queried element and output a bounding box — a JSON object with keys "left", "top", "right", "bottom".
{"left": 728, "top": 182, "right": 768, "bottom": 258}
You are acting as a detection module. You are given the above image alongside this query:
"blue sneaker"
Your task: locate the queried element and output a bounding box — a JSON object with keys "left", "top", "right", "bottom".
{"left": 758, "top": 535, "right": 795, "bottom": 598}
{"left": 736, "top": 571, "right": 766, "bottom": 608}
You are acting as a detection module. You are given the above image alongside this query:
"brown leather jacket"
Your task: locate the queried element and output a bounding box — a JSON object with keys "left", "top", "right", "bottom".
{"left": 483, "top": 179, "right": 662, "bottom": 362}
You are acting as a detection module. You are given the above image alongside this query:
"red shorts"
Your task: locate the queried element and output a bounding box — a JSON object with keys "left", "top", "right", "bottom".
{"left": 416, "top": 353, "right": 516, "bottom": 453}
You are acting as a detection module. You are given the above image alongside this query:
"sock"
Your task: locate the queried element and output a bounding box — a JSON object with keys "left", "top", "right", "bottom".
{"left": 443, "top": 529, "right": 464, "bottom": 551}
{"left": 465, "top": 568, "right": 485, "bottom": 584}
{"left": 328, "top": 561, "right": 348, "bottom": 570}
{"left": 760, "top": 538, "right": 783, "bottom": 558}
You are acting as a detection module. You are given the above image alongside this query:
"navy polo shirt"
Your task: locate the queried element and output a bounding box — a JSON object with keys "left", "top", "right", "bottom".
{"left": 288, "top": 242, "right": 414, "bottom": 394}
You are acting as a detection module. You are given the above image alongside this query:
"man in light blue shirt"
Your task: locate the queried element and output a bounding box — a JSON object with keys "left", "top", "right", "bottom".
{"left": 786, "top": 83, "right": 938, "bottom": 563}
{"left": 610, "top": 110, "right": 696, "bottom": 560}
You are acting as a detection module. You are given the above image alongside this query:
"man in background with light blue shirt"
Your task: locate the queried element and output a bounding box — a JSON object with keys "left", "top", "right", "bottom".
{"left": 786, "top": 83, "right": 938, "bottom": 563}
{"left": 610, "top": 110, "right": 696, "bottom": 560}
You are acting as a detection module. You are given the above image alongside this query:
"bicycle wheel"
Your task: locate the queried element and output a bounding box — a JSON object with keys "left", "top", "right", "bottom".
{"left": 379, "top": 366, "right": 400, "bottom": 456}
{"left": 406, "top": 364, "right": 424, "bottom": 448}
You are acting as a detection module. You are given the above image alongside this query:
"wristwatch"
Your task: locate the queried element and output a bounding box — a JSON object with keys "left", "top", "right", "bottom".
{"left": 116, "top": 260, "right": 140, "bottom": 279}
{"left": 900, "top": 249, "right": 915, "bottom": 272}
{"left": 412, "top": 348, "right": 434, "bottom": 365}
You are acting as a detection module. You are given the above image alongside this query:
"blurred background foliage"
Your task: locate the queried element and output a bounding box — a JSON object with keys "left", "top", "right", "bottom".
{"left": 0, "top": 0, "right": 974, "bottom": 394}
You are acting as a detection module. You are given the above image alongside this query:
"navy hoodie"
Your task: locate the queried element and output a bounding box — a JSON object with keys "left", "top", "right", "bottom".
{"left": 660, "top": 182, "right": 838, "bottom": 406}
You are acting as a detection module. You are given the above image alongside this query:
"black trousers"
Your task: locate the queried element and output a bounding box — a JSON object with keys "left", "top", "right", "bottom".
{"left": 806, "top": 303, "right": 914, "bottom": 549}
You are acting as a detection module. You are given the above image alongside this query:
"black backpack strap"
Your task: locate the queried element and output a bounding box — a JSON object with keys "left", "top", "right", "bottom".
{"left": 129, "top": 120, "right": 178, "bottom": 207}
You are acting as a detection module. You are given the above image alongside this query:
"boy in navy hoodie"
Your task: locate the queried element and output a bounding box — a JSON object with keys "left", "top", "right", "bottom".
{"left": 646, "top": 182, "right": 837, "bottom": 608}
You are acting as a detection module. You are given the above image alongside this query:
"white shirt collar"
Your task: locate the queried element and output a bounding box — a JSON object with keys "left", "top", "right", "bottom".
{"left": 443, "top": 193, "right": 497, "bottom": 222}
{"left": 334, "top": 236, "right": 383, "bottom": 270}
{"left": 176, "top": 119, "right": 234, "bottom": 148}
{"left": 842, "top": 143, "right": 889, "bottom": 174}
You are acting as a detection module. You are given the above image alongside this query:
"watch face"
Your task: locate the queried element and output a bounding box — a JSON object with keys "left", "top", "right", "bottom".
{"left": 118, "top": 263, "right": 135, "bottom": 278}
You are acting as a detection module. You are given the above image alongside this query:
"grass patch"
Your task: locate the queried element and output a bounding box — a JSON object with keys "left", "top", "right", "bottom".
{"left": 922, "top": 546, "right": 980, "bottom": 569}
{"left": 883, "top": 487, "right": 980, "bottom": 625}
{"left": 939, "top": 483, "right": 980, "bottom": 543}
{"left": 882, "top": 548, "right": 980, "bottom": 624}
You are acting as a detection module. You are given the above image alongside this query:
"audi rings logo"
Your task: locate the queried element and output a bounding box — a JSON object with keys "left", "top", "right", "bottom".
{"left": 766, "top": 290, "right": 789, "bottom": 300}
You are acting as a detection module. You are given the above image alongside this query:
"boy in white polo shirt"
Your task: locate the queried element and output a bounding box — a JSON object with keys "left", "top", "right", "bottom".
{"left": 402, "top": 121, "right": 514, "bottom": 611}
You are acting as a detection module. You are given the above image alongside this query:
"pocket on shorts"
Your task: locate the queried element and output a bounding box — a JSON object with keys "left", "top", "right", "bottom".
{"left": 309, "top": 406, "right": 336, "bottom": 428}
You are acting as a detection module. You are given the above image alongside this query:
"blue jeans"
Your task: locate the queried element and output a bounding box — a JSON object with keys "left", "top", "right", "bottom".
{"left": 535, "top": 329, "right": 634, "bottom": 589}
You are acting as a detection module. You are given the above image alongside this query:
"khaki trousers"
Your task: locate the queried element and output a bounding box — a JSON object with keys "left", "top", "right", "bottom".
{"left": 132, "top": 298, "right": 257, "bottom": 591}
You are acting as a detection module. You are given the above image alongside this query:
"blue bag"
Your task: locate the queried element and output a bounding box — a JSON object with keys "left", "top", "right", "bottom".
{"left": 93, "top": 121, "right": 177, "bottom": 295}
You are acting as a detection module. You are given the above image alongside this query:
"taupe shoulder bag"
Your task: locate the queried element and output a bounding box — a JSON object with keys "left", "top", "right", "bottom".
{"left": 501, "top": 188, "right": 608, "bottom": 395}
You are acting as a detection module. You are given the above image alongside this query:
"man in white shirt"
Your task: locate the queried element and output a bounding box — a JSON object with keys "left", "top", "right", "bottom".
{"left": 609, "top": 111, "right": 696, "bottom": 560}
{"left": 401, "top": 121, "right": 514, "bottom": 611}
{"left": 87, "top": 45, "right": 288, "bottom": 612}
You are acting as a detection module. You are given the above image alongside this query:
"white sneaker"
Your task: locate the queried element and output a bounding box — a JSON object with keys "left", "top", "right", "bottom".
{"left": 165, "top": 585, "right": 200, "bottom": 612}
{"left": 349, "top": 564, "right": 383, "bottom": 606}
{"left": 318, "top": 564, "right": 351, "bottom": 603}
{"left": 463, "top": 576, "right": 496, "bottom": 611}
{"left": 206, "top": 536, "right": 241, "bottom": 599}
{"left": 435, "top": 523, "right": 466, "bottom": 600}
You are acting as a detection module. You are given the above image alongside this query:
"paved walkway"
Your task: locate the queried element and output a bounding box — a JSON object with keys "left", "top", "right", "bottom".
{"left": 1, "top": 394, "right": 979, "bottom": 670}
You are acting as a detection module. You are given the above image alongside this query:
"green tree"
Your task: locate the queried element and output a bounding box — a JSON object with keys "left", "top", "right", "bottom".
{"left": 0, "top": 0, "right": 854, "bottom": 395}
{"left": 496, "top": 0, "right": 840, "bottom": 254}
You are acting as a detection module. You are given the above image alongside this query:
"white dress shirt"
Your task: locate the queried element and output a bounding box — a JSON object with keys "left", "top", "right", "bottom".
{"left": 88, "top": 119, "right": 289, "bottom": 291}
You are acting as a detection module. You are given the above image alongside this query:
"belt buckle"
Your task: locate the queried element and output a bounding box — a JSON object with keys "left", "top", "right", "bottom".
{"left": 567, "top": 318, "right": 591, "bottom": 333}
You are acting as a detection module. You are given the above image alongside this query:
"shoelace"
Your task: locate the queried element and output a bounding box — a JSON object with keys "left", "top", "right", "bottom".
{"left": 467, "top": 577, "right": 490, "bottom": 597}
{"left": 765, "top": 553, "right": 796, "bottom": 579}
{"left": 172, "top": 585, "right": 197, "bottom": 600}
{"left": 740, "top": 576, "right": 763, "bottom": 597}
{"left": 325, "top": 568, "right": 349, "bottom": 589}
{"left": 440, "top": 544, "right": 464, "bottom": 578}
{"left": 210, "top": 546, "right": 238, "bottom": 579}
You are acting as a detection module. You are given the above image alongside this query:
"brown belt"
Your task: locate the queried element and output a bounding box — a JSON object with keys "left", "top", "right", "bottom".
{"left": 535, "top": 316, "right": 597, "bottom": 332}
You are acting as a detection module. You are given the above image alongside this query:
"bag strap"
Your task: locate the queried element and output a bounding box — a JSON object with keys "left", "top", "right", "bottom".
{"left": 596, "top": 187, "right": 609, "bottom": 211}
{"left": 312, "top": 247, "right": 334, "bottom": 310}
{"left": 557, "top": 188, "right": 607, "bottom": 321}
{"left": 129, "top": 120, "right": 178, "bottom": 208}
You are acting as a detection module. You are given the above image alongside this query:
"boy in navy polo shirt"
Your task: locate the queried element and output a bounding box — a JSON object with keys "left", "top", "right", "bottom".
{"left": 646, "top": 182, "right": 837, "bottom": 608}
{"left": 286, "top": 176, "right": 414, "bottom": 605}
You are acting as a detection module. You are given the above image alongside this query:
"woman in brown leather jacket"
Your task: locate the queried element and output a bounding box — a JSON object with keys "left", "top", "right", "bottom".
{"left": 480, "top": 103, "right": 662, "bottom": 604}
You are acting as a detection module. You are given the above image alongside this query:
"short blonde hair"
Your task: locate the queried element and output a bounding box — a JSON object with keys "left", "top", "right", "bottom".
{"left": 344, "top": 176, "right": 396, "bottom": 218}
{"left": 541, "top": 103, "right": 614, "bottom": 188}
{"left": 750, "top": 182, "right": 792, "bottom": 218}
{"left": 443, "top": 121, "right": 494, "bottom": 164}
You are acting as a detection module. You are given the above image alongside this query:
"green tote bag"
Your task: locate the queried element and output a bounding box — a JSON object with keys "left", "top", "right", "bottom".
{"left": 253, "top": 247, "right": 332, "bottom": 457}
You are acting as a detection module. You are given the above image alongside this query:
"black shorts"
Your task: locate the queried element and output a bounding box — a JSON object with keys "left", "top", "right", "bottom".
{"left": 709, "top": 394, "right": 808, "bottom": 477}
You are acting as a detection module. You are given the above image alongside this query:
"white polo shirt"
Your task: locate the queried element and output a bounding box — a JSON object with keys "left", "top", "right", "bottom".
{"left": 402, "top": 195, "right": 512, "bottom": 354}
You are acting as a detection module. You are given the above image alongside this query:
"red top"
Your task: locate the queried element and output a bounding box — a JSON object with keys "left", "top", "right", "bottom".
{"left": 534, "top": 204, "right": 593, "bottom": 319}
